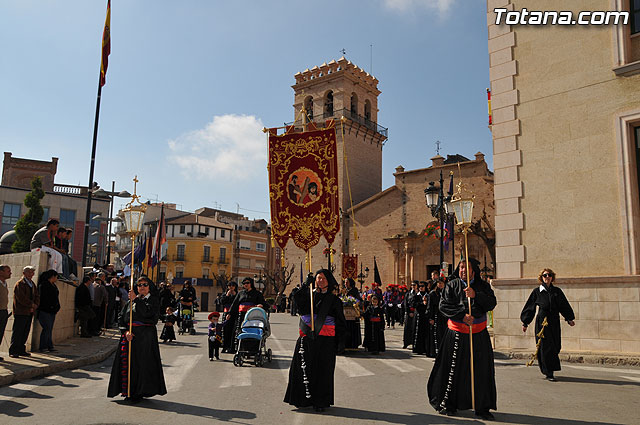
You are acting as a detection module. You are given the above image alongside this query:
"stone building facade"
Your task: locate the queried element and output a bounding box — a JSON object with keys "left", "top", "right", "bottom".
{"left": 487, "top": 0, "right": 640, "bottom": 354}
{"left": 346, "top": 153, "right": 495, "bottom": 286}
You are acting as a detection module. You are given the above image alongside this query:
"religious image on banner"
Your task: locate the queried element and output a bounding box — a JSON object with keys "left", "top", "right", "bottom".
{"left": 342, "top": 254, "right": 358, "bottom": 280}
{"left": 268, "top": 126, "right": 340, "bottom": 252}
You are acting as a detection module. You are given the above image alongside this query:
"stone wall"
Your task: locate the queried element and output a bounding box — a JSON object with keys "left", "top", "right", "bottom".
{"left": 493, "top": 277, "right": 640, "bottom": 354}
{"left": 0, "top": 251, "right": 80, "bottom": 353}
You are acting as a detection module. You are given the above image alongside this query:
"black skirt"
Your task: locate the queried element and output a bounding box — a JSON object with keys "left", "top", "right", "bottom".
{"left": 427, "top": 327, "right": 497, "bottom": 413}
{"left": 160, "top": 324, "right": 176, "bottom": 341}
{"left": 344, "top": 319, "right": 362, "bottom": 349}
{"left": 284, "top": 335, "right": 336, "bottom": 408}
{"left": 107, "top": 326, "right": 167, "bottom": 398}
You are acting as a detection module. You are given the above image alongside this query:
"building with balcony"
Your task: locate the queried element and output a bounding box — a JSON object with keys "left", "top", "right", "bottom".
{"left": 0, "top": 152, "right": 110, "bottom": 263}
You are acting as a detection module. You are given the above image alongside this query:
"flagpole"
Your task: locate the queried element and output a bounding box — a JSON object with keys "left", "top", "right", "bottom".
{"left": 82, "top": 80, "right": 103, "bottom": 267}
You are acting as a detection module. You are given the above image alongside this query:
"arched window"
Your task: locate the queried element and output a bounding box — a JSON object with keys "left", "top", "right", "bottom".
{"left": 350, "top": 93, "right": 358, "bottom": 116}
{"left": 324, "top": 90, "right": 334, "bottom": 118}
{"left": 364, "top": 99, "right": 372, "bottom": 122}
{"left": 304, "top": 96, "right": 313, "bottom": 120}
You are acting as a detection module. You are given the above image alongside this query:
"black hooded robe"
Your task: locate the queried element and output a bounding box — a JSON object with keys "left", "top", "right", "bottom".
{"left": 344, "top": 286, "right": 362, "bottom": 349}
{"left": 402, "top": 290, "right": 417, "bottom": 348}
{"left": 108, "top": 295, "right": 167, "bottom": 399}
{"left": 284, "top": 280, "right": 346, "bottom": 409}
{"left": 427, "top": 276, "right": 497, "bottom": 414}
{"left": 520, "top": 284, "right": 575, "bottom": 376}
{"left": 412, "top": 292, "right": 428, "bottom": 355}
{"left": 363, "top": 304, "right": 385, "bottom": 353}
{"left": 426, "top": 287, "right": 446, "bottom": 358}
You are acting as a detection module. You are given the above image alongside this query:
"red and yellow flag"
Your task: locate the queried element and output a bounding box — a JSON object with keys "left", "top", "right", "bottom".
{"left": 342, "top": 254, "right": 358, "bottom": 280}
{"left": 99, "top": 0, "right": 111, "bottom": 87}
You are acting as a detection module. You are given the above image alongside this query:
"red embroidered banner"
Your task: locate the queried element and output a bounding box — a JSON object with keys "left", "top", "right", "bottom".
{"left": 268, "top": 127, "right": 340, "bottom": 251}
{"left": 342, "top": 254, "right": 358, "bottom": 280}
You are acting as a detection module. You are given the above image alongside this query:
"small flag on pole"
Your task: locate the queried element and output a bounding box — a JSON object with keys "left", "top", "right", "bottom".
{"left": 99, "top": 0, "right": 111, "bottom": 87}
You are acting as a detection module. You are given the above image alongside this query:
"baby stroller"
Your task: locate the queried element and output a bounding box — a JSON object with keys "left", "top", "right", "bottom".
{"left": 233, "top": 307, "right": 272, "bottom": 367}
{"left": 178, "top": 303, "right": 196, "bottom": 335}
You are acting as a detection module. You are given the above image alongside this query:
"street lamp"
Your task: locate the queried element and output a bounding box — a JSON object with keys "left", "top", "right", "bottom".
{"left": 448, "top": 178, "right": 476, "bottom": 411}
{"left": 356, "top": 263, "right": 369, "bottom": 291}
{"left": 120, "top": 176, "right": 146, "bottom": 399}
{"left": 424, "top": 170, "right": 455, "bottom": 276}
{"left": 92, "top": 182, "right": 130, "bottom": 266}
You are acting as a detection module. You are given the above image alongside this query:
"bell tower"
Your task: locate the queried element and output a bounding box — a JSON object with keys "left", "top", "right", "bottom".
{"left": 285, "top": 57, "right": 388, "bottom": 275}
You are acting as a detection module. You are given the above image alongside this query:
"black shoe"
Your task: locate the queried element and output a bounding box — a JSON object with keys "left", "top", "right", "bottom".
{"left": 475, "top": 411, "right": 495, "bottom": 421}
{"left": 9, "top": 354, "right": 19, "bottom": 358}
{"left": 439, "top": 408, "right": 456, "bottom": 416}
{"left": 0, "top": 356, "right": 3, "bottom": 361}
{"left": 546, "top": 375, "right": 557, "bottom": 382}
{"left": 21, "top": 352, "right": 31, "bottom": 357}
{"left": 402, "top": 345, "right": 408, "bottom": 349}
{"left": 209, "top": 357, "right": 214, "bottom": 361}
{"left": 215, "top": 356, "right": 220, "bottom": 360}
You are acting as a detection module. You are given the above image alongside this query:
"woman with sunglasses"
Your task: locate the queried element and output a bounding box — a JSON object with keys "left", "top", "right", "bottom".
{"left": 108, "top": 277, "right": 166, "bottom": 402}
{"left": 520, "top": 268, "right": 575, "bottom": 382}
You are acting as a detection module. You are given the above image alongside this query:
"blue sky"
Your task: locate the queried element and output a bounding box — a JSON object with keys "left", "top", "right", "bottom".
{"left": 0, "top": 0, "right": 491, "bottom": 219}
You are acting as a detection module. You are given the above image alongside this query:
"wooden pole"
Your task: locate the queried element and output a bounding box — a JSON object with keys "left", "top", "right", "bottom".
{"left": 127, "top": 235, "right": 135, "bottom": 398}
{"left": 463, "top": 227, "right": 475, "bottom": 411}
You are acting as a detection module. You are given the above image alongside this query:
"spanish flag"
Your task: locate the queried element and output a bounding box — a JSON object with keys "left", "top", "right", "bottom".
{"left": 99, "top": 0, "right": 111, "bottom": 87}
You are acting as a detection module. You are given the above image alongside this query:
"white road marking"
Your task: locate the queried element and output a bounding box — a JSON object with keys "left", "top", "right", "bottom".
{"left": 379, "top": 358, "right": 422, "bottom": 373}
{"left": 269, "top": 333, "right": 293, "bottom": 380}
{"left": 335, "top": 356, "right": 375, "bottom": 377}
{"left": 163, "top": 354, "right": 203, "bottom": 391}
{"left": 219, "top": 364, "right": 252, "bottom": 388}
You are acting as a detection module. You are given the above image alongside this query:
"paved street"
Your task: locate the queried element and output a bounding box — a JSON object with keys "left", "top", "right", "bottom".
{"left": 0, "top": 312, "right": 637, "bottom": 425}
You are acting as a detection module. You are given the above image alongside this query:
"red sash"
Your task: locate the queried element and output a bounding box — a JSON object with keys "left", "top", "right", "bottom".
{"left": 447, "top": 319, "right": 487, "bottom": 334}
{"left": 370, "top": 317, "right": 382, "bottom": 322}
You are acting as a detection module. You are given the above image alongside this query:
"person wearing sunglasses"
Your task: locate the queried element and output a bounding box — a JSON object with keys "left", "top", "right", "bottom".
{"left": 228, "top": 277, "right": 268, "bottom": 351}
{"left": 520, "top": 268, "right": 575, "bottom": 382}
{"left": 107, "top": 277, "right": 166, "bottom": 402}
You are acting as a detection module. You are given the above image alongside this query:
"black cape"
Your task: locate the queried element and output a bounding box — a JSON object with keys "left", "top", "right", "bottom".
{"left": 108, "top": 294, "right": 167, "bottom": 399}
{"left": 284, "top": 285, "right": 346, "bottom": 408}
{"left": 520, "top": 284, "right": 575, "bottom": 375}
{"left": 427, "top": 276, "right": 497, "bottom": 413}
{"left": 402, "top": 290, "right": 417, "bottom": 348}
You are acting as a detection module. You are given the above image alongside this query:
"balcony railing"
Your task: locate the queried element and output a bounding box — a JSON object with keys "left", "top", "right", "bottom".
{"left": 202, "top": 255, "right": 213, "bottom": 263}
{"left": 286, "top": 108, "right": 388, "bottom": 138}
{"left": 218, "top": 257, "right": 229, "bottom": 265}
{"left": 52, "top": 184, "right": 86, "bottom": 195}
{"left": 173, "top": 254, "right": 186, "bottom": 261}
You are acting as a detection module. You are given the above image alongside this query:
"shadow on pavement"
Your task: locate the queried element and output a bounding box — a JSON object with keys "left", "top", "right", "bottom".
{"left": 0, "top": 387, "right": 53, "bottom": 400}
{"left": 496, "top": 412, "right": 623, "bottom": 425}
{"left": 310, "top": 407, "right": 481, "bottom": 424}
{"left": 554, "top": 375, "right": 640, "bottom": 386}
{"left": 0, "top": 400, "right": 32, "bottom": 417}
{"left": 114, "top": 399, "right": 256, "bottom": 422}
{"left": 39, "top": 377, "right": 79, "bottom": 388}
{"left": 57, "top": 369, "right": 103, "bottom": 381}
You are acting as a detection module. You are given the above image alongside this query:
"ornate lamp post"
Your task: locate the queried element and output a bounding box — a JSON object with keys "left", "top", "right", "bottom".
{"left": 119, "top": 176, "right": 146, "bottom": 398}
{"left": 449, "top": 179, "right": 476, "bottom": 410}
{"left": 356, "top": 264, "right": 369, "bottom": 291}
{"left": 424, "top": 171, "right": 455, "bottom": 276}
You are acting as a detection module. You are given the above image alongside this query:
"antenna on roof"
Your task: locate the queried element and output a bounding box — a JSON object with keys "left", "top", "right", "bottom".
{"left": 370, "top": 44, "right": 373, "bottom": 74}
{"left": 340, "top": 48, "right": 346, "bottom": 56}
{"left": 436, "top": 140, "right": 442, "bottom": 156}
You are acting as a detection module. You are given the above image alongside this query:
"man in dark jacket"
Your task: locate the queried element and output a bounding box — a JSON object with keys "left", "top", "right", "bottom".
{"left": 9, "top": 266, "right": 39, "bottom": 357}
{"left": 75, "top": 276, "right": 95, "bottom": 337}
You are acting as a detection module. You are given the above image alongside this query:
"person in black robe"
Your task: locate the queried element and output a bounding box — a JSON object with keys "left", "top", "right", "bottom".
{"left": 363, "top": 295, "right": 385, "bottom": 354}
{"left": 284, "top": 269, "right": 346, "bottom": 412}
{"left": 402, "top": 281, "right": 419, "bottom": 349}
{"left": 229, "top": 277, "right": 268, "bottom": 351}
{"left": 426, "top": 278, "right": 446, "bottom": 358}
{"left": 427, "top": 258, "right": 497, "bottom": 421}
{"left": 160, "top": 306, "right": 176, "bottom": 343}
{"left": 289, "top": 285, "right": 300, "bottom": 316}
{"left": 343, "top": 278, "right": 362, "bottom": 349}
{"left": 412, "top": 286, "right": 429, "bottom": 355}
{"left": 520, "top": 268, "right": 575, "bottom": 381}
{"left": 108, "top": 277, "right": 167, "bottom": 402}
{"left": 220, "top": 282, "right": 237, "bottom": 353}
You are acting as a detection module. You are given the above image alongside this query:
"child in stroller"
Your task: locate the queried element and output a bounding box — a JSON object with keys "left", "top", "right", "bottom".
{"left": 233, "top": 307, "right": 272, "bottom": 367}
{"left": 178, "top": 302, "right": 196, "bottom": 335}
